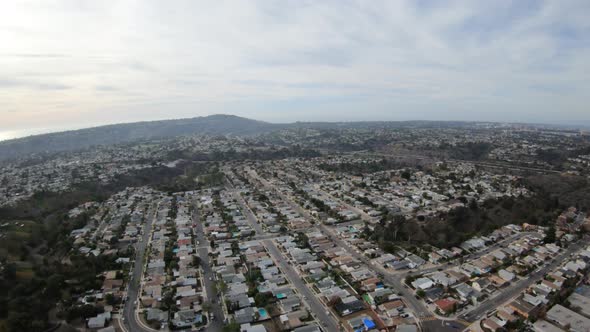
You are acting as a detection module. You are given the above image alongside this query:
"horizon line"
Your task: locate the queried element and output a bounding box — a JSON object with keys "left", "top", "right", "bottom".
{"left": 1, "top": 114, "right": 589, "bottom": 143}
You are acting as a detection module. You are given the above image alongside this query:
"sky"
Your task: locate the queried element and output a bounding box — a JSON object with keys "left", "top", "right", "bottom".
{"left": 1, "top": 0, "right": 590, "bottom": 140}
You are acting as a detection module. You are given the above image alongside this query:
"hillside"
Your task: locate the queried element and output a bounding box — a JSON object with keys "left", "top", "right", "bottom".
{"left": 1, "top": 115, "right": 582, "bottom": 161}
{"left": 0, "top": 114, "right": 280, "bottom": 160}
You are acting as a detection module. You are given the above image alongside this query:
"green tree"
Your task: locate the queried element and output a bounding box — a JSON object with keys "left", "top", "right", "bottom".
{"left": 544, "top": 224, "right": 556, "bottom": 244}
{"left": 105, "top": 293, "right": 116, "bottom": 306}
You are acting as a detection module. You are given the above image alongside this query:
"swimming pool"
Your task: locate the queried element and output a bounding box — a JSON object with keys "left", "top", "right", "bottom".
{"left": 258, "top": 308, "right": 269, "bottom": 319}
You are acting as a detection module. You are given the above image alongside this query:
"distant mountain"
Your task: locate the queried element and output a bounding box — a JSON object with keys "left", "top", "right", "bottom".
{"left": 0, "top": 114, "right": 583, "bottom": 161}
{"left": 0, "top": 114, "right": 281, "bottom": 160}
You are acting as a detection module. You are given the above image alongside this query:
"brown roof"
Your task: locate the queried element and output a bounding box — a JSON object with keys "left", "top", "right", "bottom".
{"left": 434, "top": 298, "right": 457, "bottom": 313}
{"left": 102, "top": 279, "right": 123, "bottom": 290}
{"left": 179, "top": 295, "right": 201, "bottom": 308}
{"left": 381, "top": 300, "right": 404, "bottom": 310}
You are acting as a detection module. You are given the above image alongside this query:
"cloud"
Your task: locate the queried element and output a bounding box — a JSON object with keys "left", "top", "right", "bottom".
{"left": 0, "top": 79, "right": 71, "bottom": 90}
{"left": 1, "top": 0, "right": 589, "bottom": 134}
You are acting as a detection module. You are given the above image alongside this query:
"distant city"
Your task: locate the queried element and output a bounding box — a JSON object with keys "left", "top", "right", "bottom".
{"left": 1, "top": 116, "right": 590, "bottom": 332}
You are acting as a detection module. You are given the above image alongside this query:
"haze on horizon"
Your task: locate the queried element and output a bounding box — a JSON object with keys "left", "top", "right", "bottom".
{"left": 1, "top": 0, "right": 590, "bottom": 140}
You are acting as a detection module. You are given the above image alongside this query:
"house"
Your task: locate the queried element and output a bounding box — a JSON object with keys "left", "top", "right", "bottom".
{"left": 496, "top": 308, "right": 519, "bottom": 323}
{"left": 489, "top": 275, "right": 509, "bottom": 288}
{"left": 482, "top": 318, "right": 502, "bottom": 331}
{"left": 430, "top": 272, "right": 457, "bottom": 287}
{"left": 334, "top": 299, "right": 365, "bottom": 316}
{"left": 406, "top": 255, "right": 426, "bottom": 268}
{"left": 347, "top": 315, "right": 377, "bottom": 331}
{"left": 146, "top": 308, "right": 168, "bottom": 323}
{"left": 411, "top": 277, "right": 434, "bottom": 290}
{"left": 102, "top": 279, "right": 123, "bottom": 292}
{"left": 172, "top": 310, "right": 200, "bottom": 328}
{"left": 434, "top": 298, "right": 457, "bottom": 315}
{"left": 447, "top": 269, "right": 469, "bottom": 283}
{"left": 280, "top": 297, "right": 302, "bottom": 313}
{"left": 472, "top": 278, "right": 492, "bottom": 293}
{"left": 533, "top": 320, "right": 566, "bottom": 332}
{"left": 378, "top": 300, "right": 404, "bottom": 317}
{"left": 498, "top": 269, "right": 516, "bottom": 282}
{"left": 428, "top": 252, "right": 442, "bottom": 264}
{"left": 240, "top": 323, "right": 267, "bottom": 332}
{"left": 234, "top": 307, "right": 257, "bottom": 324}
{"left": 453, "top": 283, "right": 474, "bottom": 300}
{"left": 293, "top": 324, "right": 321, "bottom": 332}
{"left": 567, "top": 293, "right": 590, "bottom": 318}
{"left": 88, "top": 312, "right": 111, "bottom": 329}
{"left": 546, "top": 304, "right": 590, "bottom": 332}
{"left": 508, "top": 295, "right": 540, "bottom": 319}
{"left": 97, "top": 327, "right": 116, "bottom": 332}
{"left": 424, "top": 287, "right": 444, "bottom": 302}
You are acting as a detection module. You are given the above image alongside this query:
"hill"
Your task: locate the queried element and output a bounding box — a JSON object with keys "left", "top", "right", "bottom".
{"left": 0, "top": 114, "right": 280, "bottom": 160}
{"left": 1, "top": 115, "right": 581, "bottom": 161}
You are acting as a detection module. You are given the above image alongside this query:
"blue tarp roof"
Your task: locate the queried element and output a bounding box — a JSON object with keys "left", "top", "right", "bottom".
{"left": 363, "top": 317, "right": 376, "bottom": 329}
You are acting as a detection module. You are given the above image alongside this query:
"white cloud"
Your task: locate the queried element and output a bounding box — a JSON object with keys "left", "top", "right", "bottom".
{"left": 0, "top": 0, "right": 589, "bottom": 136}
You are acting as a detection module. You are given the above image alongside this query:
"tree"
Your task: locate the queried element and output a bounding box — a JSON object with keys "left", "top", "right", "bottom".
{"left": 222, "top": 320, "right": 240, "bottom": 332}
{"left": 192, "top": 256, "right": 201, "bottom": 267}
{"left": 217, "top": 280, "right": 228, "bottom": 294}
{"left": 254, "top": 292, "right": 271, "bottom": 307}
{"left": 416, "top": 289, "right": 426, "bottom": 298}
{"left": 105, "top": 293, "right": 116, "bottom": 306}
{"left": 401, "top": 170, "right": 412, "bottom": 180}
{"left": 544, "top": 224, "right": 556, "bottom": 244}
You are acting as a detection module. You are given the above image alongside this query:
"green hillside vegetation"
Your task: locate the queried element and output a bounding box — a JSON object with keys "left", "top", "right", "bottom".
{"left": 370, "top": 192, "right": 563, "bottom": 251}
{"left": 370, "top": 173, "right": 590, "bottom": 252}
{"left": 0, "top": 161, "right": 225, "bottom": 331}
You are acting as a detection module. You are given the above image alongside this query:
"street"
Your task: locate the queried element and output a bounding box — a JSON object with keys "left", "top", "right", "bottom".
{"left": 228, "top": 184, "right": 340, "bottom": 331}
{"left": 460, "top": 238, "right": 589, "bottom": 322}
{"left": 243, "top": 170, "right": 472, "bottom": 331}
{"left": 123, "top": 201, "right": 160, "bottom": 332}
{"left": 191, "top": 198, "right": 225, "bottom": 332}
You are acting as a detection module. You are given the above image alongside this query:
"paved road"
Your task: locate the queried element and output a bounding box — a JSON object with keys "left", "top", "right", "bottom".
{"left": 123, "top": 201, "right": 160, "bottom": 332}
{"left": 244, "top": 169, "right": 474, "bottom": 331}
{"left": 319, "top": 223, "right": 433, "bottom": 319}
{"left": 311, "top": 184, "right": 376, "bottom": 223}
{"left": 243, "top": 170, "right": 431, "bottom": 317}
{"left": 191, "top": 197, "right": 225, "bottom": 332}
{"left": 263, "top": 239, "right": 339, "bottom": 331}
{"left": 228, "top": 183, "right": 340, "bottom": 331}
{"left": 459, "top": 238, "right": 589, "bottom": 322}
{"left": 405, "top": 231, "right": 543, "bottom": 279}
